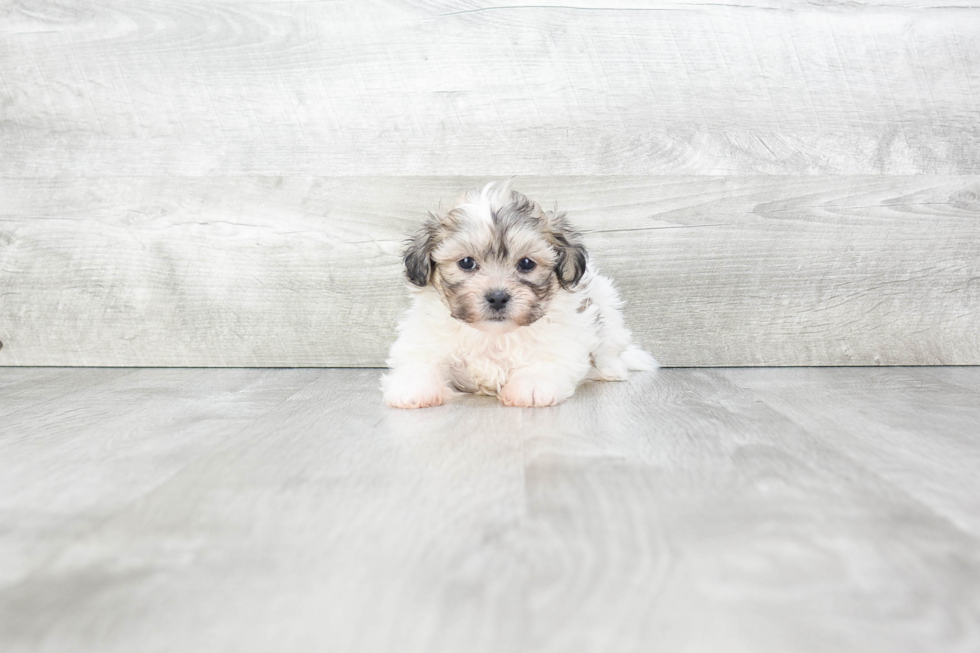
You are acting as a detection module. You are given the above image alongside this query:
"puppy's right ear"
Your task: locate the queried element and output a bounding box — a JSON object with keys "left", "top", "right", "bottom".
{"left": 403, "top": 216, "right": 438, "bottom": 287}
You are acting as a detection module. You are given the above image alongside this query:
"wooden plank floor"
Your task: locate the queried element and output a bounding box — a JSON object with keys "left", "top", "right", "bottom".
{"left": 1, "top": 367, "right": 978, "bottom": 652}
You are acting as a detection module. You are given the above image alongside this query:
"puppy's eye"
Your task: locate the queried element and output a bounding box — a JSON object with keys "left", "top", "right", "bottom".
{"left": 458, "top": 257, "right": 477, "bottom": 271}
{"left": 517, "top": 258, "right": 537, "bottom": 272}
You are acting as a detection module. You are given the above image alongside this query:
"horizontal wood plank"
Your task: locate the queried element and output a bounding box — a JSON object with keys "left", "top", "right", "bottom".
{"left": 1, "top": 176, "right": 977, "bottom": 366}
{"left": 2, "top": 1, "right": 980, "bottom": 175}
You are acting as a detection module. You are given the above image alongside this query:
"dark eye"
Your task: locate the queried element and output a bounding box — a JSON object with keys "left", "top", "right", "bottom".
{"left": 517, "top": 257, "right": 536, "bottom": 272}
{"left": 458, "top": 257, "right": 477, "bottom": 271}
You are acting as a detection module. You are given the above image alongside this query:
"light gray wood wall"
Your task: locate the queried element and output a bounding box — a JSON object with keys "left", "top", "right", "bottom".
{"left": 1, "top": 1, "right": 978, "bottom": 366}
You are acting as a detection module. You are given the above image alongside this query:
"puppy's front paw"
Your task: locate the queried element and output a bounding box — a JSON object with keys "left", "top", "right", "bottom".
{"left": 382, "top": 372, "right": 449, "bottom": 409}
{"left": 499, "top": 375, "right": 568, "bottom": 408}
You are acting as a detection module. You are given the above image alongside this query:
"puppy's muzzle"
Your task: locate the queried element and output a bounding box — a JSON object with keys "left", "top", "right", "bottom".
{"left": 485, "top": 290, "right": 511, "bottom": 312}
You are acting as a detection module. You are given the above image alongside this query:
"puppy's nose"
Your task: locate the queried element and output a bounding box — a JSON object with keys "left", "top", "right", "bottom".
{"left": 485, "top": 290, "right": 511, "bottom": 311}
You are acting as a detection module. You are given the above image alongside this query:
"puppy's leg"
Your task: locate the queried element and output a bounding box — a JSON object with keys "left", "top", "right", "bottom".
{"left": 499, "top": 369, "right": 568, "bottom": 407}
{"left": 498, "top": 359, "right": 589, "bottom": 408}
{"left": 383, "top": 296, "right": 456, "bottom": 409}
{"left": 381, "top": 365, "right": 452, "bottom": 409}
{"left": 585, "top": 273, "right": 658, "bottom": 379}
{"left": 589, "top": 354, "right": 629, "bottom": 381}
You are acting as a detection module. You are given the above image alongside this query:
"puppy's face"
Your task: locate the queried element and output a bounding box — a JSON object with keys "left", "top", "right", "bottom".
{"left": 404, "top": 184, "right": 587, "bottom": 333}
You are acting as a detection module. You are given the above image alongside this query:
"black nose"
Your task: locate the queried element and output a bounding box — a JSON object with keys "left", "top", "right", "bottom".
{"left": 485, "top": 290, "right": 511, "bottom": 311}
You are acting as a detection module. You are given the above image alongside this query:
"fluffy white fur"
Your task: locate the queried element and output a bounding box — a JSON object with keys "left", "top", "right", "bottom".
{"left": 382, "top": 182, "right": 657, "bottom": 409}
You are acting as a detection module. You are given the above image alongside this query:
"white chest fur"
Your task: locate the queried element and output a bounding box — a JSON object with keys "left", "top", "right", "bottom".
{"left": 403, "top": 280, "right": 599, "bottom": 394}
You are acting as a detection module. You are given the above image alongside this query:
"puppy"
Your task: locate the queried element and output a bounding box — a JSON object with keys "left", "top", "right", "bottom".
{"left": 382, "top": 181, "right": 657, "bottom": 409}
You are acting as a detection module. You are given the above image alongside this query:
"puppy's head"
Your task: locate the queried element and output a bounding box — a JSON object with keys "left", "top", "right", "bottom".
{"left": 403, "top": 182, "right": 587, "bottom": 333}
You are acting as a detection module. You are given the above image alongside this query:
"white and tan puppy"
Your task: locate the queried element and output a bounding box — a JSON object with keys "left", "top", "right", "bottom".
{"left": 382, "top": 182, "right": 657, "bottom": 409}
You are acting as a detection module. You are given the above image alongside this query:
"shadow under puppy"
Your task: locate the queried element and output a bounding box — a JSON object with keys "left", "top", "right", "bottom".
{"left": 382, "top": 181, "right": 657, "bottom": 408}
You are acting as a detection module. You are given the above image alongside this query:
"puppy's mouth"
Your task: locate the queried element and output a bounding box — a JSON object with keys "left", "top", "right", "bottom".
{"left": 471, "top": 310, "right": 545, "bottom": 333}
{"left": 471, "top": 318, "right": 521, "bottom": 334}
{"left": 447, "top": 296, "right": 545, "bottom": 332}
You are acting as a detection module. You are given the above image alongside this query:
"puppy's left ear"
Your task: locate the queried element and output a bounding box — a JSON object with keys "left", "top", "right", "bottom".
{"left": 547, "top": 211, "right": 588, "bottom": 288}
{"left": 403, "top": 215, "right": 439, "bottom": 287}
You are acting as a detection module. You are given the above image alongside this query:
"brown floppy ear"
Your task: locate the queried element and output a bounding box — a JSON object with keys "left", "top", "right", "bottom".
{"left": 547, "top": 211, "right": 588, "bottom": 288}
{"left": 403, "top": 215, "right": 439, "bottom": 287}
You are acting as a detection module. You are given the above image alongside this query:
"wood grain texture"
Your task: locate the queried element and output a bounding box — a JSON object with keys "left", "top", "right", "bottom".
{"left": 4, "top": 1, "right": 979, "bottom": 365}
{"left": 716, "top": 367, "right": 980, "bottom": 536}
{"left": 3, "top": 1, "right": 980, "bottom": 176}
{"left": 2, "top": 176, "right": 977, "bottom": 366}
{"left": 1, "top": 367, "right": 978, "bottom": 652}
{"left": 0, "top": 368, "right": 135, "bottom": 419}
{"left": 0, "top": 368, "right": 323, "bottom": 588}
{"left": 522, "top": 368, "right": 980, "bottom": 652}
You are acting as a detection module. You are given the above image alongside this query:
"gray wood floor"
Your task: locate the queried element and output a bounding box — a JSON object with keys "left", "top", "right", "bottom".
{"left": 1, "top": 367, "right": 979, "bottom": 653}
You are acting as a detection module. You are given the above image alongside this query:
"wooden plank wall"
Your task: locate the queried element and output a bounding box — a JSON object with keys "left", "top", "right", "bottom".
{"left": 1, "top": 1, "right": 978, "bottom": 366}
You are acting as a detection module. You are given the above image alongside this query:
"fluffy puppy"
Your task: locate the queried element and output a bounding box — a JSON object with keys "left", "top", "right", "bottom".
{"left": 382, "top": 181, "right": 657, "bottom": 409}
